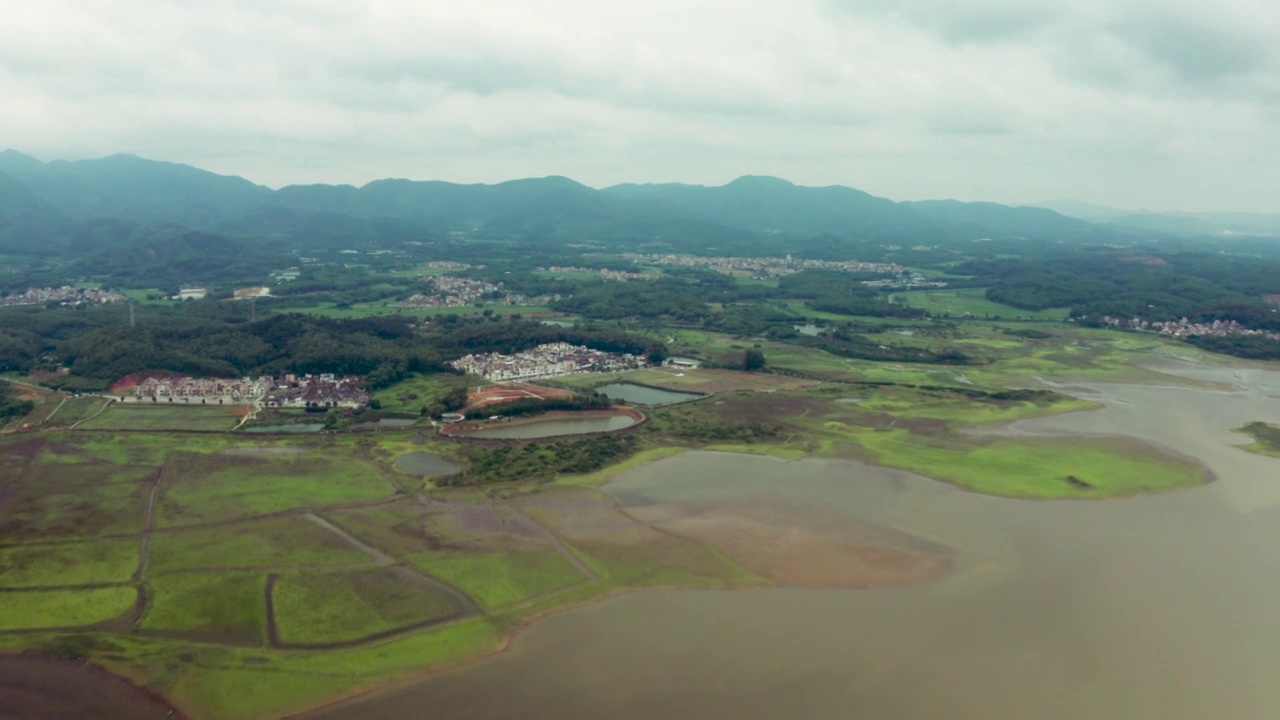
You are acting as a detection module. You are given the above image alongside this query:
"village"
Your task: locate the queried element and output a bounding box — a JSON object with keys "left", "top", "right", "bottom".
{"left": 1099, "top": 316, "right": 1280, "bottom": 341}
{"left": 541, "top": 266, "right": 653, "bottom": 282}
{"left": 450, "top": 342, "right": 648, "bottom": 381}
{"left": 397, "top": 276, "right": 543, "bottom": 308}
{"left": 0, "top": 286, "right": 125, "bottom": 307}
{"left": 122, "top": 373, "right": 369, "bottom": 408}
{"left": 622, "top": 252, "right": 908, "bottom": 279}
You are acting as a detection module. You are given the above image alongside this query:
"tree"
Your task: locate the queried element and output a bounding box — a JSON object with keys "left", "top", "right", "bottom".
{"left": 742, "top": 349, "right": 767, "bottom": 372}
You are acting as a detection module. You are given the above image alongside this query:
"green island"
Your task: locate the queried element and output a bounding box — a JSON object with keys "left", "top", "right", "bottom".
{"left": 2, "top": 151, "right": 1277, "bottom": 720}
{"left": 1235, "top": 422, "right": 1280, "bottom": 458}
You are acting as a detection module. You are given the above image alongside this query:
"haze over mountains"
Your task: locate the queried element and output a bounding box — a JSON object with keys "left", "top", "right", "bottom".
{"left": 0, "top": 150, "right": 1272, "bottom": 270}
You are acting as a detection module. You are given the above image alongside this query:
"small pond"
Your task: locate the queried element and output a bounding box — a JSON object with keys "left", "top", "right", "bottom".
{"left": 596, "top": 383, "right": 703, "bottom": 406}
{"left": 794, "top": 324, "right": 824, "bottom": 337}
{"left": 394, "top": 453, "right": 462, "bottom": 478}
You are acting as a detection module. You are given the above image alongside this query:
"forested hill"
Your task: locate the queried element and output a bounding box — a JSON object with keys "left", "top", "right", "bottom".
{"left": 0, "top": 150, "right": 1162, "bottom": 264}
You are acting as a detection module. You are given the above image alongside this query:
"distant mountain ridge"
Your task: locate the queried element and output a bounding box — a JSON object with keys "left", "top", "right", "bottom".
{"left": 1034, "top": 198, "right": 1280, "bottom": 238}
{"left": 0, "top": 149, "right": 1245, "bottom": 267}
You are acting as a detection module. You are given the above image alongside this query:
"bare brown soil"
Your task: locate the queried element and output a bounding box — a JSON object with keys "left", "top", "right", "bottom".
{"left": 0, "top": 655, "right": 185, "bottom": 720}
{"left": 627, "top": 499, "right": 954, "bottom": 589}
{"left": 465, "top": 382, "right": 574, "bottom": 412}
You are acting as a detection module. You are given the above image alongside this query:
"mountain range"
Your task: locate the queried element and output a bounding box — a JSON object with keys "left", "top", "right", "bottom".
{"left": 0, "top": 150, "right": 1271, "bottom": 272}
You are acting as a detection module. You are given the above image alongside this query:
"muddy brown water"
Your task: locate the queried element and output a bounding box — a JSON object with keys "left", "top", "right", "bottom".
{"left": 304, "top": 359, "right": 1280, "bottom": 720}
{"left": 0, "top": 655, "right": 183, "bottom": 720}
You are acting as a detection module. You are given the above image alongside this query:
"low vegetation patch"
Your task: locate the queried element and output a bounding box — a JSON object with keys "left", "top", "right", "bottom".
{"left": 0, "top": 538, "right": 138, "bottom": 588}
{"left": 140, "top": 572, "right": 266, "bottom": 644}
{"left": 0, "top": 587, "right": 138, "bottom": 630}
{"left": 272, "top": 568, "right": 461, "bottom": 645}
{"left": 1235, "top": 422, "right": 1280, "bottom": 457}
{"left": 148, "top": 516, "right": 373, "bottom": 571}
{"left": 408, "top": 550, "right": 584, "bottom": 610}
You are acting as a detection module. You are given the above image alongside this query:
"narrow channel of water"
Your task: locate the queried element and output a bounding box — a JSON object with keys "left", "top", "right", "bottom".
{"left": 313, "top": 360, "right": 1280, "bottom": 720}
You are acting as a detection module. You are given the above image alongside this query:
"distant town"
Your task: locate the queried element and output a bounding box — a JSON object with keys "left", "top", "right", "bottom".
{"left": 398, "top": 276, "right": 549, "bottom": 308}
{"left": 123, "top": 373, "right": 369, "bottom": 408}
{"left": 541, "top": 266, "right": 654, "bottom": 282}
{"left": 623, "top": 253, "right": 904, "bottom": 279}
{"left": 1100, "top": 316, "right": 1280, "bottom": 342}
{"left": 0, "top": 286, "right": 125, "bottom": 307}
{"left": 450, "top": 342, "right": 648, "bottom": 382}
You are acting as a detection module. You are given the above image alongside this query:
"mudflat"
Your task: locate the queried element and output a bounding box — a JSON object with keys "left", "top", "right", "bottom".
{"left": 0, "top": 655, "right": 183, "bottom": 720}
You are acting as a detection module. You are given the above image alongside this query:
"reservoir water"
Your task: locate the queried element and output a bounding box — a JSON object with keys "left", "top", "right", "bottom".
{"left": 596, "top": 383, "right": 702, "bottom": 406}
{"left": 315, "top": 358, "right": 1280, "bottom": 720}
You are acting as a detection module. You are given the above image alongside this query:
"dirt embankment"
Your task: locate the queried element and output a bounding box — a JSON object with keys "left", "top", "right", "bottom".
{"left": 0, "top": 654, "right": 187, "bottom": 720}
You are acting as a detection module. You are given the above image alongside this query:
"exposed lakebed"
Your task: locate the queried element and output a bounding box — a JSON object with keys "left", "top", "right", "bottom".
{"left": 314, "top": 359, "right": 1280, "bottom": 720}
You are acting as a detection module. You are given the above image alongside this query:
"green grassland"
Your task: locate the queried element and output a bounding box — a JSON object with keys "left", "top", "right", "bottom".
{"left": 372, "top": 373, "right": 473, "bottom": 414}
{"left": 1235, "top": 422, "right": 1280, "bottom": 457}
{"left": 148, "top": 516, "right": 374, "bottom": 571}
{"left": 407, "top": 550, "right": 584, "bottom": 610}
{"left": 155, "top": 451, "right": 395, "bottom": 527}
{"left": 272, "top": 568, "right": 461, "bottom": 645}
{"left": 844, "top": 428, "right": 1205, "bottom": 498}
{"left": 0, "top": 587, "right": 139, "bottom": 630}
{"left": 0, "top": 538, "right": 138, "bottom": 588}
{"left": 139, "top": 573, "right": 266, "bottom": 644}
{"left": 0, "top": 466, "right": 154, "bottom": 538}
{"left": 895, "top": 288, "right": 1070, "bottom": 321}
{"left": 43, "top": 396, "right": 112, "bottom": 427}
{"left": 79, "top": 404, "right": 246, "bottom": 432}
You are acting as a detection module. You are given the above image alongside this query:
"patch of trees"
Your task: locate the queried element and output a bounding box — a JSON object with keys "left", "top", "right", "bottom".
{"left": 463, "top": 394, "right": 613, "bottom": 420}
{"left": 778, "top": 270, "right": 924, "bottom": 318}
{"left": 742, "top": 349, "right": 767, "bottom": 372}
{"left": 1186, "top": 335, "right": 1280, "bottom": 361}
{"left": 0, "top": 383, "right": 35, "bottom": 421}
{"left": 448, "top": 433, "right": 638, "bottom": 485}
{"left": 791, "top": 328, "right": 976, "bottom": 365}
{"left": 550, "top": 279, "right": 712, "bottom": 321}
{"left": 1002, "top": 328, "right": 1054, "bottom": 339}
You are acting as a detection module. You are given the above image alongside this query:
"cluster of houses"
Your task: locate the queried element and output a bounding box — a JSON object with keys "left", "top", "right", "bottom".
{"left": 0, "top": 286, "right": 125, "bottom": 307}
{"left": 123, "top": 374, "right": 369, "bottom": 408}
{"left": 398, "top": 276, "right": 547, "bottom": 308}
{"left": 622, "top": 253, "right": 906, "bottom": 279}
{"left": 1099, "top": 316, "right": 1280, "bottom": 341}
{"left": 541, "top": 266, "right": 653, "bottom": 282}
{"left": 450, "top": 343, "right": 648, "bottom": 381}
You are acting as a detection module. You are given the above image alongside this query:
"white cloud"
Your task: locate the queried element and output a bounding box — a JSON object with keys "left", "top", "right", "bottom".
{"left": 0, "top": 0, "right": 1276, "bottom": 211}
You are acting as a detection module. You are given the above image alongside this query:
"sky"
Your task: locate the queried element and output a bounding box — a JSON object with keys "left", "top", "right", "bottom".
{"left": 1, "top": 0, "right": 1278, "bottom": 212}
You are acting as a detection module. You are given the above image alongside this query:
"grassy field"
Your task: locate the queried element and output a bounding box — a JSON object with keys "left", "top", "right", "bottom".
{"left": 272, "top": 568, "right": 461, "bottom": 645}
{"left": 1235, "top": 422, "right": 1280, "bottom": 457}
{"left": 0, "top": 587, "right": 138, "bottom": 630}
{"left": 408, "top": 550, "right": 584, "bottom": 610}
{"left": 0, "top": 466, "right": 154, "bottom": 538}
{"left": 845, "top": 428, "right": 1206, "bottom": 498}
{"left": 895, "top": 288, "right": 1070, "bottom": 321}
{"left": 0, "top": 538, "right": 138, "bottom": 588}
{"left": 373, "top": 373, "right": 473, "bottom": 415}
{"left": 79, "top": 404, "right": 247, "bottom": 432}
{"left": 148, "top": 516, "right": 374, "bottom": 571}
{"left": 43, "top": 396, "right": 112, "bottom": 428}
{"left": 140, "top": 573, "right": 266, "bottom": 644}
{"left": 155, "top": 451, "right": 395, "bottom": 527}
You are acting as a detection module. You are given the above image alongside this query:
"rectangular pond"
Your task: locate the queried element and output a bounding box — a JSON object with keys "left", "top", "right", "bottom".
{"left": 596, "top": 383, "right": 703, "bottom": 406}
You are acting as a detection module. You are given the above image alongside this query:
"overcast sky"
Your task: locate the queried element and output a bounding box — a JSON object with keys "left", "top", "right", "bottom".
{"left": 2, "top": 0, "right": 1277, "bottom": 211}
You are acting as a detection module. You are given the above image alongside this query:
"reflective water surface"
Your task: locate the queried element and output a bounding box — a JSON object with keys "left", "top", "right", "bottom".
{"left": 315, "top": 360, "right": 1280, "bottom": 720}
